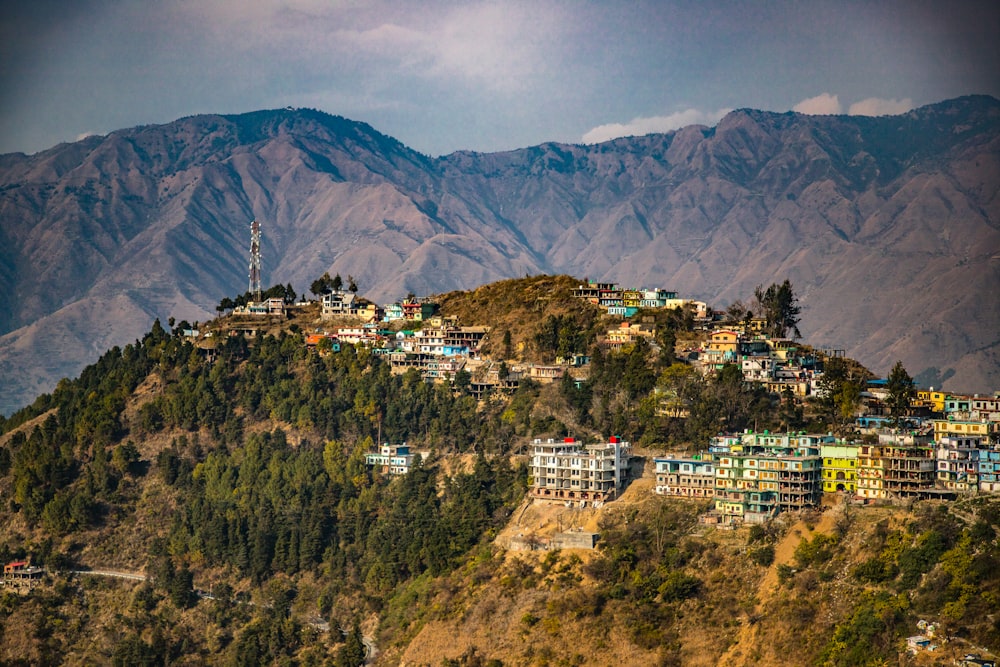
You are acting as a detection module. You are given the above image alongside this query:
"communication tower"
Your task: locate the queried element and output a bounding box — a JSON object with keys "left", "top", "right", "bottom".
{"left": 248, "top": 220, "right": 262, "bottom": 302}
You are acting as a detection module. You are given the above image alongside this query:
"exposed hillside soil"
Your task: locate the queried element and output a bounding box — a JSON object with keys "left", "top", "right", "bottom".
{"left": 495, "top": 455, "right": 657, "bottom": 549}
{"left": 719, "top": 505, "right": 841, "bottom": 666}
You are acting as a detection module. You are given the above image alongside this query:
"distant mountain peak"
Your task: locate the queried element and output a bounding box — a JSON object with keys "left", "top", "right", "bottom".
{"left": 0, "top": 96, "right": 997, "bottom": 414}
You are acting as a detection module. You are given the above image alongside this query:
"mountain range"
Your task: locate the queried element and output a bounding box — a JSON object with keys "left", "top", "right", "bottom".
{"left": 1, "top": 96, "right": 998, "bottom": 414}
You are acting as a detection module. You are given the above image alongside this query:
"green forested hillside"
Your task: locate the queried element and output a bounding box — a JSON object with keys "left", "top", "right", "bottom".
{"left": 0, "top": 313, "right": 531, "bottom": 664}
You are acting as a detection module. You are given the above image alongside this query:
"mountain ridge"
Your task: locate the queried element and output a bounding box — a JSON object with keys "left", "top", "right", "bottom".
{"left": 2, "top": 95, "right": 999, "bottom": 413}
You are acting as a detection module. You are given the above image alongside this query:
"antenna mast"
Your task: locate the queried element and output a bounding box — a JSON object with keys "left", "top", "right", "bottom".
{"left": 248, "top": 219, "right": 262, "bottom": 301}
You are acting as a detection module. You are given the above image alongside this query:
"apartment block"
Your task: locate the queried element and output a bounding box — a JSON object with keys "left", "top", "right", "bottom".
{"left": 712, "top": 432, "right": 827, "bottom": 524}
{"left": 530, "top": 436, "right": 631, "bottom": 504}
{"left": 936, "top": 436, "right": 983, "bottom": 493}
{"left": 821, "top": 443, "right": 860, "bottom": 493}
{"left": 653, "top": 455, "right": 716, "bottom": 499}
{"left": 857, "top": 433, "right": 936, "bottom": 500}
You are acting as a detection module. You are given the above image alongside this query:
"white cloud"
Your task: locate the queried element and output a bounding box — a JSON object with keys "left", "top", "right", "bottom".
{"left": 848, "top": 97, "right": 914, "bottom": 116}
{"left": 163, "top": 2, "right": 556, "bottom": 94}
{"left": 581, "top": 108, "right": 732, "bottom": 144}
{"left": 429, "top": 4, "right": 552, "bottom": 90}
{"left": 792, "top": 93, "right": 842, "bottom": 115}
{"left": 334, "top": 23, "right": 432, "bottom": 65}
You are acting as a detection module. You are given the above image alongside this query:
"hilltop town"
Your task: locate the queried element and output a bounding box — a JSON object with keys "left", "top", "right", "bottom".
{"left": 210, "top": 274, "right": 1000, "bottom": 525}
{"left": 1, "top": 273, "right": 998, "bottom": 666}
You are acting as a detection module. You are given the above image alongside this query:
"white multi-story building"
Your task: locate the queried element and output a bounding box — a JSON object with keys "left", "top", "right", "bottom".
{"left": 936, "top": 436, "right": 983, "bottom": 493}
{"left": 365, "top": 444, "right": 419, "bottom": 475}
{"left": 321, "top": 290, "right": 356, "bottom": 318}
{"left": 530, "top": 437, "right": 631, "bottom": 503}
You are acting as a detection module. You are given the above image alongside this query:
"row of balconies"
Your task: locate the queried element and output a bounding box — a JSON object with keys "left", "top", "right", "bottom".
{"left": 937, "top": 471, "right": 979, "bottom": 481}
{"left": 536, "top": 479, "right": 616, "bottom": 491}
{"left": 883, "top": 471, "right": 934, "bottom": 482}
{"left": 885, "top": 461, "right": 936, "bottom": 472}
{"left": 883, "top": 480, "right": 935, "bottom": 490}
{"left": 778, "top": 485, "right": 816, "bottom": 495}
{"left": 533, "top": 468, "right": 616, "bottom": 481}
{"left": 658, "top": 474, "right": 715, "bottom": 487}
{"left": 656, "top": 486, "right": 717, "bottom": 497}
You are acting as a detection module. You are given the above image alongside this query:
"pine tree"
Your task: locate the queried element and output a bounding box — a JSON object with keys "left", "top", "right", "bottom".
{"left": 754, "top": 280, "right": 801, "bottom": 339}
{"left": 885, "top": 360, "right": 914, "bottom": 427}
{"left": 335, "top": 620, "right": 366, "bottom": 667}
{"left": 310, "top": 272, "right": 333, "bottom": 296}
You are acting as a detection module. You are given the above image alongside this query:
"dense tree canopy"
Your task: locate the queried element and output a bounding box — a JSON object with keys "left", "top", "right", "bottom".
{"left": 885, "top": 360, "right": 915, "bottom": 426}
{"left": 754, "top": 280, "right": 801, "bottom": 339}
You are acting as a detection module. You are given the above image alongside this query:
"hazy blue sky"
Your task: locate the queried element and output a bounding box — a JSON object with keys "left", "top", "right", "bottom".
{"left": 2, "top": 0, "right": 998, "bottom": 156}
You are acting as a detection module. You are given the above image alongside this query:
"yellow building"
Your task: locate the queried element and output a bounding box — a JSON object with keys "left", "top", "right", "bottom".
{"left": 622, "top": 289, "right": 643, "bottom": 308}
{"left": 820, "top": 443, "right": 859, "bottom": 493}
{"left": 933, "top": 419, "right": 991, "bottom": 440}
{"left": 602, "top": 322, "right": 656, "bottom": 352}
{"left": 915, "top": 389, "right": 946, "bottom": 413}
{"left": 704, "top": 330, "right": 741, "bottom": 366}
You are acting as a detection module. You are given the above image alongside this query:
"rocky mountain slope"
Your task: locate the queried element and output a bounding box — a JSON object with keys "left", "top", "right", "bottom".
{"left": 2, "top": 97, "right": 998, "bottom": 412}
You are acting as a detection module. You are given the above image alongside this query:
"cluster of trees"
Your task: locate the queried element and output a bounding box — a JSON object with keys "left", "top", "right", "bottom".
{"left": 216, "top": 283, "right": 299, "bottom": 312}
{"left": 723, "top": 280, "right": 802, "bottom": 339}
{"left": 560, "top": 348, "right": 775, "bottom": 447}
{"left": 135, "top": 329, "right": 537, "bottom": 453}
{"left": 309, "top": 271, "right": 358, "bottom": 296}
{"left": 2, "top": 320, "right": 183, "bottom": 533}
{"left": 584, "top": 501, "right": 704, "bottom": 651}
{"left": 0, "top": 312, "right": 538, "bottom": 663}
{"left": 754, "top": 280, "right": 802, "bottom": 339}
{"left": 815, "top": 356, "right": 869, "bottom": 431}
{"left": 815, "top": 356, "right": 915, "bottom": 432}
{"left": 155, "top": 428, "right": 524, "bottom": 600}
{"left": 532, "top": 312, "right": 599, "bottom": 363}
{"left": 0, "top": 315, "right": 529, "bottom": 589}
{"left": 824, "top": 502, "right": 1000, "bottom": 662}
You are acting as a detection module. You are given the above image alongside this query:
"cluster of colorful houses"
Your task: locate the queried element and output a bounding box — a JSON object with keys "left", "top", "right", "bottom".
{"left": 236, "top": 289, "right": 439, "bottom": 324}
{"left": 363, "top": 392, "right": 1000, "bottom": 529}
{"left": 291, "top": 280, "right": 715, "bottom": 394}
{"left": 653, "top": 394, "right": 1000, "bottom": 525}
{"left": 304, "top": 316, "right": 494, "bottom": 386}
{"left": 571, "top": 280, "right": 709, "bottom": 319}
{"left": 514, "top": 400, "right": 999, "bottom": 525}
{"left": 693, "top": 327, "right": 823, "bottom": 398}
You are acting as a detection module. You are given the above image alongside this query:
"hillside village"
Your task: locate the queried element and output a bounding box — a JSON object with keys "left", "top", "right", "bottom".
{"left": 2, "top": 272, "right": 1000, "bottom": 665}
{"left": 217, "top": 276, "right": 1000, "bottom": 530}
